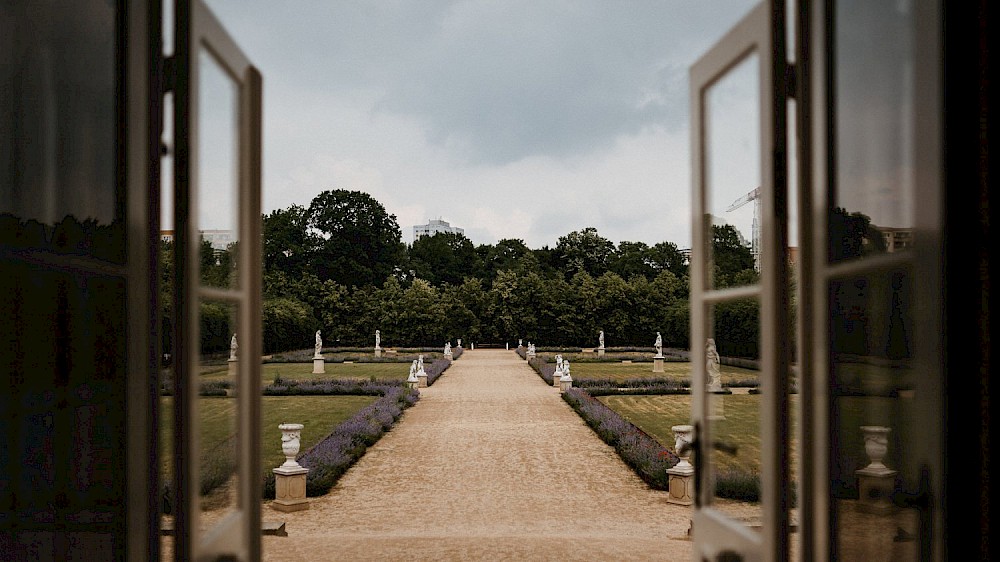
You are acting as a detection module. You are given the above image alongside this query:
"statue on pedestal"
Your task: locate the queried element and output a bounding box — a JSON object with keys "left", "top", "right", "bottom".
{"left": 654, "top": 332, "right": 663, "bottom": 357}
{"left": 230, "top": 333, "right": 238, "bottom": 360}
{"left": 598, "top": 330, "right": 605, "bottom": 349}
{"left": 706, "top": 338, "right": 722, "bottom": 391}
{"left": 375, "top": 330, "right": 381, "bottom": 350}
{"left": 314, "top": 330, "right": 323, "bottom": 357}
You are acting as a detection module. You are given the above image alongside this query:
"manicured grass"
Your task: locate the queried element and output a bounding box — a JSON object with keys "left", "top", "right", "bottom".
{"left": 159, "top": 394, "right": 378, "bottom": 486}
{"left": 568, "top": 361, "right": 759, "bottom": 385}
{"left": 598, "top": 394, "right": 800, "bottom": 478}
{"left": 199, "top": 362, "right": 411, "bottom": 383}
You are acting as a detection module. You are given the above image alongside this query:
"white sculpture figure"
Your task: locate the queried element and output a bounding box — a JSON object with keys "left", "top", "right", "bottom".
{"left": 417, "top": 354, "right": 426, "bottom": 375}
{"left": 555, "top": 354, "right": 563, "bottom": 372}
{"left": 314, "top": 330, "right": 323, "bottom": 357}
{"left": 444, "top": 342, "right": 451, "bottom": 354}
{"left": 706, "top": 338, "right": 722, "bottom": 391}
{"left": 561, "top": 359, "right": 572, "bottom": 380}
{"left": 654, "top": 332, "right": 663, "bottom": 357}
{"left": 407, "top": 360, "right": 419, "bottom": 382}
{"left": 375, "top": 330, "right": 381, "bottom": 350}
{"left": 599, "top": 330, "right": 605, "bottom": 349}
{"left": 230, "top": 333, "right": 238, "bottom": 360}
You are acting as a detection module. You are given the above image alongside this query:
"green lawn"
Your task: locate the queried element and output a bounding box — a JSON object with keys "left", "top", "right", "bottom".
{"left": 599, "top": 394, "right": 798, "bottom": 478}
{"left": 160, "top": 394, "right": 378, "bottom": 486}
{"left": 565, "top": 361, "right": 760, "bottom": 386}
{"left": 199, "top": 361, "right": 411, "bottom": 383}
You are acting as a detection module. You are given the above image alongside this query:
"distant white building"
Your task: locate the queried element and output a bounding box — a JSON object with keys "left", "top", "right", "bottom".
{"left": 413, "top": 218, "right": 464, "bottom": 241}
{"left": 160, "top": 229, "right": 235, "bottom": 251}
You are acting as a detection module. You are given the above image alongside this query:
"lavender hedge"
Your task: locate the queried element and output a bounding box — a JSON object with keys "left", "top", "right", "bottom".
{"left": 573, "top": 377, "right": 690, "bottom": 391}
{"left": 450, "top": 346, "right": 464, "bottom": 361}
{"left": 527, "top": 357, "right": 556, "bottom": 385}
{"left": 424, "top": 358, "right": 451, "bottom": 386}
{"left": 562, "top": 387, "right": 679, "bottom": 489}
{"left": 515, "top": 347, "right": 527, "bottom": 360}
{"left": 262, "top": 382, "right": 419, "bottom": 498}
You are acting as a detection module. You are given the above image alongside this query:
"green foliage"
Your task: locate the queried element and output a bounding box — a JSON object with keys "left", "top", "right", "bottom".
{"left": 306, "top": 189, "right": 404, "bottom": 287}
{"left": 556, "top": 227, "right": 615, "bottom": 278}
{"left": 261, "top": 297, "right": 317, "bottom": 354}
{"left": 407, "top": 231, "right": 481, "bottom": 285}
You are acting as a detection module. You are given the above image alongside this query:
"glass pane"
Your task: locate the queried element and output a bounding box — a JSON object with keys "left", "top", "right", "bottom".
{"left": 705, "top": 297, "right": 763, "bottom": 525}
{"left": 705, "top": 54, "right": 761, "bottom": 287}
{"left": 0, "top": 0, "right": 123, "bottom": 263}
{"left": 829, "top": 268, "right": 920, "bottom": 559}
{"left": 198, "top": 49, "right": 240, "bottom": 289}
{"left": 831, "top": 0, "right": 915, "bottom": 262}
{"left": 198, "top": 299, "right": 240, "bottom": 521}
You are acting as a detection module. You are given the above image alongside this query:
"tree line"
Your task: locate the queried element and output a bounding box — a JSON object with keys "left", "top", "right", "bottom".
{"left": 162, "top": 189, "right": 763, "bottom": 357}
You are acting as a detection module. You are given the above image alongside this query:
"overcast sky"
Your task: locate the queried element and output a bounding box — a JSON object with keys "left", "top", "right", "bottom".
{"left": 194, "top": 1, "right": 760, "bottom": 249}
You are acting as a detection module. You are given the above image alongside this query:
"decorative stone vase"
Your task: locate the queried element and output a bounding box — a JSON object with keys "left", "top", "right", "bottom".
{"left": 861, "top": 426, "right": 891, "bottom": 472}
{"left": 279, "top": 423, "right": 304, "bottom": 468}
{"left": 671, "top": 425, "right": 694, "bottom": 470}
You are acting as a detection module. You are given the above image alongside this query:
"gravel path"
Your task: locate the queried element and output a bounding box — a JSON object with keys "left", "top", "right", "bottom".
{"left": 261, "top": 349, "right": 699, "bottom": 560}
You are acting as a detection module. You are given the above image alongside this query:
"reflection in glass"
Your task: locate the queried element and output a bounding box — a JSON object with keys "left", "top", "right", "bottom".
{"left": 829, "top": 268, "right": 919, "bottom": 559}
{"left": 706, "top": 298, "right": 763, "bottom": 525}
{"left": 705, "top": 53, "right": 761, "bottom": 283}
{"left": 832, "top": 0, "right": 915, "bottom": 262}
{"left": 197, "top": 49, "right": 240, "bottom": 289}
{"left": 0, "top": 0, "right": 123, "bottom": 262}
{"left": 198, "top": 299, "right": 240, "bottom": 518}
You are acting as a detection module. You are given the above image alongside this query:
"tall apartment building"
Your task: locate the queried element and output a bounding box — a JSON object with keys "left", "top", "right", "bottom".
{"left": 413, "top": 218, "right": 464, "bottom": 241}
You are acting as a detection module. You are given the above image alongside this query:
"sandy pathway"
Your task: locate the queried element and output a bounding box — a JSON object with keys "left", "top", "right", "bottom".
{"left": 261, "top": 349, "right": 698, "bottom": 560}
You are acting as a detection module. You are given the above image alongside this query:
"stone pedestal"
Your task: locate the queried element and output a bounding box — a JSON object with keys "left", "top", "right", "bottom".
{"left": 667, "top": 425, "right": 695, "bottom": 505}
{"left": 374, "top": 348, "right": 382, "bottom": 358}
{"left": 598, "top": 348, "right": 605, "bottom": 358}
{"left": 272, "top": 466, "right": 310, "bottom": 512}
{"left": 444, "top": 352, "right": 453, "bottom": 360}
{"left": 417, "top": 374, "right": 428, "bottom": 388}
{"left": 228, "top": 358, "right": 238, "bottom": 377}
{"left": 405, "top": 379, "right": 419, "bottom": 389}
{"left": 855, "top": 425, "right": 897, "bottom": 514}
{"left": 653, "top": 357, "right": 664, "bottom": 373}
{"left": 312, "top": 357, "right": 325, "bottom": 374}
{"left": 559, "top": 378, "right": 573, "bottom": 392}
{"left": 856, "top": 468, "right": 898, "bottom": 514}
{"left": 666, "top": 465, "right": 695, "bottom": 505}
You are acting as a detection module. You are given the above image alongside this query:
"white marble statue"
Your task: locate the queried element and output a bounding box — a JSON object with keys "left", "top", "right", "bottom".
{"left": 230, "top": 333, "right": 238, "bottom": 360}
{"left": 561, "top": 359, "right": 572, "bottom": 380}
{"left": 417, "top": 354, "right": 425, "bottom": 375}
{"left": 706, "top": 338, "right": 722, "bottom": 391}
{"left": 314, "top": 330, "right": 323, "bottom": 357}
{"left": 654, "top": 332, "right": 663, "bottom": 357}
{"left": 408, "top": 360, "right": 418, "bottom": 381}
{"left": 375, "top": 330, "right": 381, "bottom": 350}
{"left": 599, "top": 330, "right": 605, "bottom": 349}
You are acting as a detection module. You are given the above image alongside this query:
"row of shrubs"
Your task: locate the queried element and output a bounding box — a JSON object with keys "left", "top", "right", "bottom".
{"left": 263, "top": 381, "right": 420, "bottom": 498}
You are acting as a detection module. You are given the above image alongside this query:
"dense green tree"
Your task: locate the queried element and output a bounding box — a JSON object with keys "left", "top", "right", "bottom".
{"left": 261, "top": 297, "right": 316, "bottom": 354}
{"left": 480, "top": 238, "right": 536, "bottom": 280}
{"left": 611, "top": 241, "right": 655, "bottom": 280}
{"left": 649, "top": 241, "right": 688, "bottom": 280}
{"left": 407, "top": 231, "right": 481, "bottom": 286}
{"left": 556, "top": 227, "right": 615, "bottom": 278}
{"left": 712, "top": 224, "right": 755, "bottom": 286}
{"left": 306, "top": 189, "right": 404, "bottom": 287}
{"left": 262, "top": 204, "right": 312, "bottom": 279}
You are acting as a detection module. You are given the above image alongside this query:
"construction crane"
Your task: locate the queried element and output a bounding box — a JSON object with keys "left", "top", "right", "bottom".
{"left": 725, "top": 186, "right": 761, "bottom": 271}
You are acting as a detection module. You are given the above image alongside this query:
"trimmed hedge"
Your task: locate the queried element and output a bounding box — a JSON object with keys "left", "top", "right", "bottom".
{"left": 526, "top": 356, "right": 556, "bottom": 385}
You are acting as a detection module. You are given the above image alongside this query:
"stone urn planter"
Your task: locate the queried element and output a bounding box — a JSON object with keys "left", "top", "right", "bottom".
{"left": 278, "top": 423, "right": 305, "bottom": 468}
{"left": 860, "top": 425, "right": 892, "bottom": 473}
{"left": 671, "top": 425, "right": 694, "bottom": 471}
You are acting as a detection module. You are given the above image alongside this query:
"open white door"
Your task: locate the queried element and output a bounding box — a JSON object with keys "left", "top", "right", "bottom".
{"left": 689, "top": 2, "right": 792, "bottom": 560}
{"left": 170, "top": 1, "right": 263, "bottom": 559}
